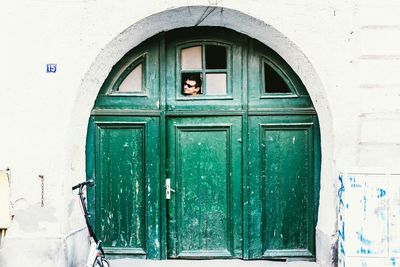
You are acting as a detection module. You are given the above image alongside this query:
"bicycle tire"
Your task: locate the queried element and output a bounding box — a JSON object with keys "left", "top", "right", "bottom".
{"left": 94, "top": 257, "right": 110, "bottom": 267}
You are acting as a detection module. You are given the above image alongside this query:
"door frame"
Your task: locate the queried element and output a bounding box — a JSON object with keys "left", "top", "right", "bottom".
{"left": 86, "top": 27, "right": 321, "bottom": 261}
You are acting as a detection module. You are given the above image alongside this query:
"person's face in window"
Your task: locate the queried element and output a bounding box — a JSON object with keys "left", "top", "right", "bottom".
{"left": 183, "top": 79, "right": 201, "bottom": 95}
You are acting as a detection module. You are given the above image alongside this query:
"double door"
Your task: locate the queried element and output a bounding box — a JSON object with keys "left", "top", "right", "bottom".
{"left": 90, "top": 115, "right": 243, "bottom": 258}
{"left": 90, "top": 113, "right": 318, "bottom": 259}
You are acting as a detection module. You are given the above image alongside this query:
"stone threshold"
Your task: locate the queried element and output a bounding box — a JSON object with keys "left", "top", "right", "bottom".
{"left": 109, "top": 259, "right": 320, "bottom": 267}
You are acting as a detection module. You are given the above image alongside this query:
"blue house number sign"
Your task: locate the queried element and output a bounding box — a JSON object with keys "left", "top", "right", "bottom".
{"left": 46, "top": 64, "right": 57, "bottom": 73}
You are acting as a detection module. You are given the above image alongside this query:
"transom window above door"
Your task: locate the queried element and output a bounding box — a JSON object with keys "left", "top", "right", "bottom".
{"left": 262, "top": 59, "right": 293, "bottom": 95}
{"left": 94, "top": 27, "right": 313, "bottom": 113}
{"left": 113, "top": 56, "right": 146, "bottom": 94}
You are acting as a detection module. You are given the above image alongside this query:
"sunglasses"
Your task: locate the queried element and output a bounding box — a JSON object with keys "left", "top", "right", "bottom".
{"left": 184, "top": 82, "right": 197, "bottom": 88}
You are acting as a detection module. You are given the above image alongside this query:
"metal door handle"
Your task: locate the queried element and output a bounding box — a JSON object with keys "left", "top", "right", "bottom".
{"left": 166, "top": 178, "right": 175, "bottom": 199}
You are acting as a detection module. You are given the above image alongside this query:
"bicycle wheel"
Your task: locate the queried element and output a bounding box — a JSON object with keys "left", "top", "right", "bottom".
{"left": 94, "top": 257, "right": 110, "bottom": 267}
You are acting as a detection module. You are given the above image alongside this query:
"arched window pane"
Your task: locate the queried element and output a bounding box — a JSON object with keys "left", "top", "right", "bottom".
{"left": 264, "top": 62, "right": 291, "bottom": 93}
{"left": 118, "top": 63, "right": 143, "bottom": 92}
{"left": 181, "top": 46, "right": 202, "bottom": 70}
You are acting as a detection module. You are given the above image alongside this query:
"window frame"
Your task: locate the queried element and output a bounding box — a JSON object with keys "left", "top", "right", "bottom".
{"left": 260, "top": 56, "right": 299, "bottom": 99}
{"left": 175, "top": 41, "right": 233, "bottom": 100}
{"left": 109, "top": 54, "right": 147, "bottom": 97}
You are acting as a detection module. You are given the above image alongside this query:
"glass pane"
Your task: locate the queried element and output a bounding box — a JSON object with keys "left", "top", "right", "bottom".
{"left": 118, "top": 63, "right": 142, "bottom": 92}
{"left": 182, "top": 73, "right": 203, "bottom": 96}
{"left": 181, "top": 46, "right": 202, "bottom": 70}
{"left": 264, "top": 62, "right": 291, "bottom": 93}
{"left": 205, "top": 45, "right": 226, "bottom": 69}
{"left": 206, "top": 73, "right": 226, "bottom": 95}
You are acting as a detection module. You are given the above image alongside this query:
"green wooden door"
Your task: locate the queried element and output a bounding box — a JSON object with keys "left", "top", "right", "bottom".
{"left": 248, "top": 115, "right": 320, "bottom": 258}
{"left": 245, "top": 39, "right": 320, "bottom": 259}
{"left": 88, "top": 27, "right": 320, "bottom": 261}
{"left": 166, "top": 116, "right": 243, "bottom": 258}
{"left": 88, "top": 116, "right": 161, "bottom": 258}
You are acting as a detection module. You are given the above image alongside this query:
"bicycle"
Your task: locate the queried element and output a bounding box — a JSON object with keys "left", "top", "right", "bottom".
{"left": 72, "top": 180, "right": 110, "bottom": 267}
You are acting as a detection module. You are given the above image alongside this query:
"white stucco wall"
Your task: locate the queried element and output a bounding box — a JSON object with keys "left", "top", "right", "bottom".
{"left": 0, "top": 1, "right": 399, "bottom": 266}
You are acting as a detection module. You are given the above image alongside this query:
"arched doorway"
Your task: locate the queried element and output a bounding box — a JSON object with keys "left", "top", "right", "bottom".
{"left": 86, "top": 27, "right": 320, "bottom": 260}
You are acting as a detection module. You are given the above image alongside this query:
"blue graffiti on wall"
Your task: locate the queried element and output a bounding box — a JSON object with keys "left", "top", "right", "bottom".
{"left": 350, "top": 176, "right": 362, "bottom": 188}
{"left": 340, "top": 242, "right": 345, "bottom": 256}
{"left": 377, "top": 188, "right": 386, "bottom": 198}
{"left": 363, "top": 182, "right": 367, "bottom": 220}
{"left": 338, "top": 174, "right": 346, "bottom": 258}
{"left": 356, "top": 231, "right": 372, "bottom": 246}
{"left": 358, "top": 246, "right": 372, "bottom": 255}
{"left": 338, "top": 174, "right": 345, "bottom": 207}
{"left": 338, "top": 218, "right": 345, "bottom": 241}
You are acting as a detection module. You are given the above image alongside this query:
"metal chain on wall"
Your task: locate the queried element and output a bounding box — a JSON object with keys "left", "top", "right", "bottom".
{"left": 39, "top": 175, "right": 44, "bottom": 207}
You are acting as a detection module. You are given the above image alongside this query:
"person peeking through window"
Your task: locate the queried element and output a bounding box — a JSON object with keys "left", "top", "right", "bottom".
{"left": 183, "top": 74, "right": 202, "bottom": 95}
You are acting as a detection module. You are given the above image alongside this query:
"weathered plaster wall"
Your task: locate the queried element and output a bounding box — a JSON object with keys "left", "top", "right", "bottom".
{"left": 0, "top": 1, "right": 399, "bottom": 266}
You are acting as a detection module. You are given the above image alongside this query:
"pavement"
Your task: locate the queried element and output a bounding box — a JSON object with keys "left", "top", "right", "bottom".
{"left": 109, "top": 259, "right": 320, "bottom": 267}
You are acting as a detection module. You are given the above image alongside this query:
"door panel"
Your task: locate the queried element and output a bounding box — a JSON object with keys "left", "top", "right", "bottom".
{"left": 92, "top": 116, "right": 161, "bottom": 258}
{"left": 167, "top": 116, "right": 243, "bottom": 258}
{"left": 98, "top": 125, "right": 146, "bottom": 251}
{"left": 248, "top": 115, "right": 318, "bottom": 258}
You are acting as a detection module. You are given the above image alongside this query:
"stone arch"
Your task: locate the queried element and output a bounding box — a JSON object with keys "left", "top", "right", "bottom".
{"left": 67, "top": 6, "right": 335, "bottom": 266}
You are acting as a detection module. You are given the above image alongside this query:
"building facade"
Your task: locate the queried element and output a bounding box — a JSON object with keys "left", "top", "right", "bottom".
{"left": 0, "top": 1, "right": 399, "bottom": 266}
